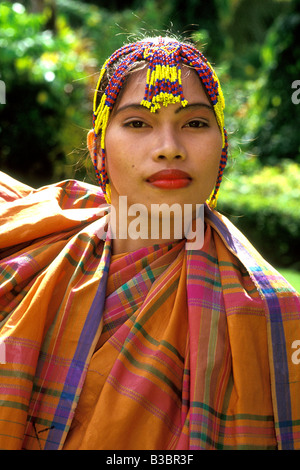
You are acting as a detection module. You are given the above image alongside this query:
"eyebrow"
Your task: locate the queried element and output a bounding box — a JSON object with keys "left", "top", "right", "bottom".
{"left": 113, "top": 102, "right": 213, "bottom": 116}
{"left": 175, "top": 102, "right": 213, "bottom": 113}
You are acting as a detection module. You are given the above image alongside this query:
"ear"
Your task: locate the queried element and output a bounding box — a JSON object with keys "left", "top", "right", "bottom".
{"left": 87, "top": 129, "right": 97, "bottom": 165}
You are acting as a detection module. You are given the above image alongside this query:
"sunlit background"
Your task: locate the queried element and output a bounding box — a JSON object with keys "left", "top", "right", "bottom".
{"left": 0, "top": 0, "right": 299, "bottom": 288}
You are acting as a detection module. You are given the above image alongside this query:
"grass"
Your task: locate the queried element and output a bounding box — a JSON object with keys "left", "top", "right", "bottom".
{"left": 277, "top": 268, "right": 300, "bottom": 293}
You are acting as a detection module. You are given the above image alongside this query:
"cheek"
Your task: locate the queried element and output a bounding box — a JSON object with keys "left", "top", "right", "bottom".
{"left": 105, "top": 140, "right": 136, "bottom": 194}
{"left": 105, "top": 125, "right": 143, "bottom": 182}
{"left": 103, "top": 127, "right": 120, "bottom": 178}
{"left": 198, "top": 134, "right": 222, "bottom": 174}
{"left": 192, "top": 134, "right": 223, "bottom": 200}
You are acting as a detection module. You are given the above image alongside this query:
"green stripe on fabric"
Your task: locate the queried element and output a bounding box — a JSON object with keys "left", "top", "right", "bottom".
{"left": 190, "top": 431, "right": 277, "bottom": 450}
{"left": 0, "top": 269, "right": 18, "bottom": 284}
{"left": 145, "top": 264, "right": 169, "bottom": 284}
{"left": 64, "top": 233, "right": 102, "bottom": 273}
{"left": 123, "top": 320, "right": 183, "bottom": 362}
{"left": 191, "top": 401, "right": 274, "bottom": 422}
{"left": 28, "top": 415, "right": 66, "bottom": 430}
{"left": 221, "top": 282, "right": 246, "bottom": 290}
{"left": 143, "top": 265, "right": 156, "bottom": 284}
{"left": 141, "top": 256, "right": 149, "bottom": 269}
{"left": 0, "top": 418, "right": 26, "bottom": 427}
{"left": 121, "top": 348, "right": 181, "bottom": 399}
{"left": 64, "top": 256, "right": 98, "bottom": 277}
{"left": 160, "top": 340, "right": 184, "bottom": 363}
{"left": 121, "top": 284, "right": 140, "bottom": 310}
{"left": 244, "top": 287, "right": 258, "bottom": 295}
{"left": 219, "top": 372, "right": 234, "bottom": 415}
{"left": 275, "top": 419, "right": 300, "bottom": 428}
{"left": 0, "top": 369, "right": 34, "bottom": 381}
{"left": 59, "top": 181, "right": 91, "bottom": 209}
{"left": 192, "top": 250, "right": 218, "bottom": 265}
{"left": 124, "top": 277, "right": 185, "bottom": 362}
{"left": 0, "top": 433, "right": 24, "bottom": 443}
{"left": 121, "top": 265, "right": 168, "bottom": 312}
{"left": 203, "top": 305, "right": 221, "bottom": 404}
{"left": 0, "top": 400, "right": 28, "bottom": 412}
{"left": 32, "top": 384, "right": 62, "bottom": 398}
{"left": 188, "top": 274, "right": 222, "bottom": 288}
{"left": 134, "top": 277, "right": 179, "bottom": 330}
{"left": 218, "top": 260, "right": 246, "bottom": 273}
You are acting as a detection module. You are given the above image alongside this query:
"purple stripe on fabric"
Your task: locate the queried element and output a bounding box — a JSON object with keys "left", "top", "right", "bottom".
{"left": 44, "top": 243, "right": 111, "bottom": 450}
{"left": 205, "top": 206, "right": 294, "bottom": 449}
{"left": 264, "top": 294, "right": 294, "bottom": 449}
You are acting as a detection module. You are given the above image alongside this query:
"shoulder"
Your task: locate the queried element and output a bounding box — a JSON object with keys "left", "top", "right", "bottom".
{"left": 0, "top": 171, "right": 33, "bottom": 203}
{"left": 0, "top": 174, "right": 108, "bottom": 251}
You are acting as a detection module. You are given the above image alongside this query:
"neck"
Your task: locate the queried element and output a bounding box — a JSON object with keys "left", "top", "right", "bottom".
{"left": 108, "top": 196, "right": 204, "bottom": 255}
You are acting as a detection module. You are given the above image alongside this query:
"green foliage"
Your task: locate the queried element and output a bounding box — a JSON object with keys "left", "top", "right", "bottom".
{"left": 0, "top": 0, "right": 177, "bottom": 186}
{"left": 0, "top": 0, "right": 299, "bottom": 271}
{"left": 218, "top": 160, "right": 300, "bottom": 269}
{"left": 160, "top": 0, "right": 224, "bottom": 60}
{"left": 55, "top": 0, "right": 173, "bottom": 63}
{"left": 277, "top": 267, "right": 300, "bottom": 292}
{"left": 0, "top": 2, "right": 91, "bottom": 185}
{"left": 244, "top": 0, "right": 300, "bottom": 164}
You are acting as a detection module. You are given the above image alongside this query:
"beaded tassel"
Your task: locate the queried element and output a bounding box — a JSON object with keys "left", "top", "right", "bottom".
{"left": 140, "top": 43, "right": 188, "bottom": 111}
{"left": 92, "top": 38, "right": 227, "bottom": 207}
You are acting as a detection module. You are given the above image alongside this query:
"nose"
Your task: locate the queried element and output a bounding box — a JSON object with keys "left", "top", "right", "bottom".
{"left": 152, "top": 125, "right": 186, "bottom": 162}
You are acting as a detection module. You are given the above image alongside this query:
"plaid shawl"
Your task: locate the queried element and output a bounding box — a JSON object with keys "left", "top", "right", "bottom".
{"left": 0, "top": 172, "right": 299, "bottom": 450}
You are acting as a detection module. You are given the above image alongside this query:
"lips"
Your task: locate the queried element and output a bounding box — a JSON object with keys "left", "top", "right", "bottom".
{"left": 147, "top": 169, "right": 192, "bottom": 189}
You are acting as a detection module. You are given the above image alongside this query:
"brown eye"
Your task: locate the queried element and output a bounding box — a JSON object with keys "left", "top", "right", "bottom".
{"left": 127, "top": 120, "right": 146, "bottom": 128}
{"left": 186, "top": 120, "right": 206, "bottom": 128}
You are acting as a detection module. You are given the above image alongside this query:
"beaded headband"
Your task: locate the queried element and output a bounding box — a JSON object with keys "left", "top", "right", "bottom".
{"left": 92, "top": 37, "right": 228, "bottom": 208}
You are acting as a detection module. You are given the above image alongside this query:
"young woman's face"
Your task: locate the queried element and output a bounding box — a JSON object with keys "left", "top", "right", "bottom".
{"left": 103, "top": 66, "right": 223, "bottom": 211}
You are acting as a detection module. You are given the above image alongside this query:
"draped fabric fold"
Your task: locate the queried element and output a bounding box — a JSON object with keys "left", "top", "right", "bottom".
{"left": 0, "top": 173, "right": 299, "bottom": 450}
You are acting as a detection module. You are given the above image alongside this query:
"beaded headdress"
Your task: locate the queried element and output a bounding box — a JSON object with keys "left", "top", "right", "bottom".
{"left": 92, "top": 37, "right": 228, "bottom": 208}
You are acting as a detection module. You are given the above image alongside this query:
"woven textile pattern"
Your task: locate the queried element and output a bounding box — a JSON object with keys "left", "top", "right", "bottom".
{"left": 0, "top": 173, "right": 300, "bottom": 450}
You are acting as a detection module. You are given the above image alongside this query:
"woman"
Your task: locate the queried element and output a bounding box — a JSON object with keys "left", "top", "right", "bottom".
{"left": 0, "top": 36, "right": 299, "bottom": 450}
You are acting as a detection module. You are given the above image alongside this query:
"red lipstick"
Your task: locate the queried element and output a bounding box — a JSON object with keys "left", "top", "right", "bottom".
{"left": 147, "top": 169, "right": 192, "bottom": 189}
